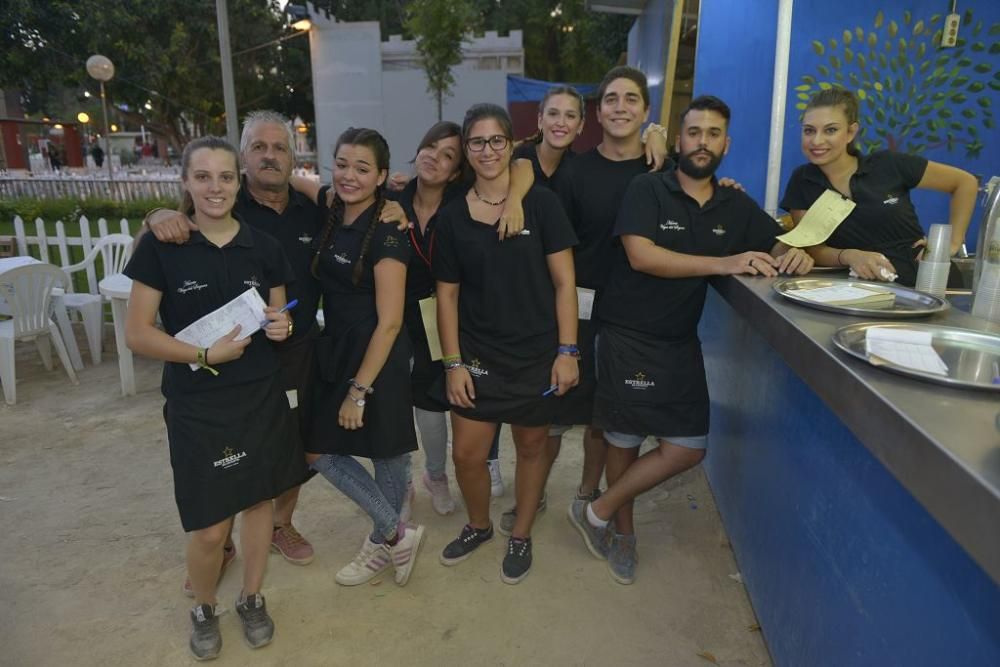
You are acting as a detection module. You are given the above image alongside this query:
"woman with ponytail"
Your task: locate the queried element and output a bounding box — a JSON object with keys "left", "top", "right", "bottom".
{"left": 781, "top": 87, "right": 977, "bottom": 285}
{"left": 304, "top": 128, "right": 426, "bottom": 588}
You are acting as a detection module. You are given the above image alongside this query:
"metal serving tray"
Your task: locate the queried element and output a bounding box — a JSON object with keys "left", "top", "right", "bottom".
{"left": 773, "top": 277, "right": 949, "bottom": 318}
{"left": 807, "top": 265, "right": 849, "bottom": 273}
{"left": 832, "top": 322, "right": 1000, "bottom": 392}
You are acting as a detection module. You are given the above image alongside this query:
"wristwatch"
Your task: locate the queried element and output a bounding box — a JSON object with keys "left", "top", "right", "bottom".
{"left": 347, "top": 391, "right": 366, "bottom": 408}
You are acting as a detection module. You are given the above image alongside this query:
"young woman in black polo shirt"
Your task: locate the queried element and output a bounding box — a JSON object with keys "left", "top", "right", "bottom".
{"left": 434, "top": 103, "right": 580, "bottom": 584}
{"left": 304, "top": 128, "right": 426, "bottom": 588}
{"left": 124, "top": 137, "right": 302, "bottom": 659}
{"left": 781, "top": 88, "right": 978, "bottom": 286}
{"left": 513, "top": 86, "right": 585, "bottom": 189}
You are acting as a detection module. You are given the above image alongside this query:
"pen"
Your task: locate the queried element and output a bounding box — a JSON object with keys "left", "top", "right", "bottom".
{"left": 542, "top": 384, "right": 558, "bottom": 396}
{"left": 262, "top": 299, "right": 298, "bottom": 327}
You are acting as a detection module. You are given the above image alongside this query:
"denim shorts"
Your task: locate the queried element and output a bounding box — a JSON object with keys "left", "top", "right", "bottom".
{"left": 603, "top": 431, "right": 708, "bottom": 450}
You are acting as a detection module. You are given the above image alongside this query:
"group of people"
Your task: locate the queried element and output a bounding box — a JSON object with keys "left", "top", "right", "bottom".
{"left": 124, "top": 64, "right": 977, "bottom": 660}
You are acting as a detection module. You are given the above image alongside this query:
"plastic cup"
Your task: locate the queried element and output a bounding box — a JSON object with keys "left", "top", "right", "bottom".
{"left": 924, "top": 224, "right": 953, "bottom": 263}
{"left": 914, "top": 260, "right": 951, "bottom": 298}
{"left": 971, "top": 262, "right": 1000, "bottom": 323}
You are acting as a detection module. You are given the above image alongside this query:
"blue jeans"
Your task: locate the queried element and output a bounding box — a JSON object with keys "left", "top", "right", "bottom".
{"left": 310, "top": 453, "right": 410, "bottom": 543}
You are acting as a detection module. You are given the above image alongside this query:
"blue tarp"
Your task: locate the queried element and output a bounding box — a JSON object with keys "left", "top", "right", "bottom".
{"left": 506, "top": 75, "right": 600, "bottom": 102}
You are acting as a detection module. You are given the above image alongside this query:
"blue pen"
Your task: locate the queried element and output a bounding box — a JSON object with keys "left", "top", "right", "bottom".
{"left": 542, "top": 384, "right": 558, "bottom": 396}
{"left": 262, "top": 299, "right": 298, "bottom": 327}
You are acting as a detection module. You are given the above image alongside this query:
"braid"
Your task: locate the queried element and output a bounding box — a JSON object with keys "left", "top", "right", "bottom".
{"left": 353, "top": 186, "right": 386, "bottom": 285}
{"left": 310, "top": 190, "right": 345, "bottom": 278}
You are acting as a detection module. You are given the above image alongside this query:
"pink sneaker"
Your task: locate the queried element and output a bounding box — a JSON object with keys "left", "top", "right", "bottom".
{"left": 422, "top": 471, "right": 456, "bottom": 515}
{"left": 270, "top": 524, "right": 315, "bottom": 565}
{"left": 183, "top": 543, "right": 236, "bottom": 598}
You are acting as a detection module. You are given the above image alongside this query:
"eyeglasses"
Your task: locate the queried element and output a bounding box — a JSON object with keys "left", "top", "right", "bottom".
{"left": 465, "top": 135, "right": 510, "bottom": 152}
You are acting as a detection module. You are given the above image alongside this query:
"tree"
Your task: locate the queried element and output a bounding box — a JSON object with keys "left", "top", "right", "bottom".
{"left": 404, "top": 0, "right": 480, "bottom": 120}
{"left": 794, "top": 8, "right": 1000, "bottom": 159}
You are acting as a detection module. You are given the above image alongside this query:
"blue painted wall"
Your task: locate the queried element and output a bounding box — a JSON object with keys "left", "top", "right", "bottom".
{"left": 628, "top": 0, "right": 673, "bottom": 125}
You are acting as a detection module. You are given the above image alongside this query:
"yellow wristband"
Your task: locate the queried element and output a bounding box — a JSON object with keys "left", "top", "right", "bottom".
{"left": 196, "top": 348, "right": 219, "bottom": 376}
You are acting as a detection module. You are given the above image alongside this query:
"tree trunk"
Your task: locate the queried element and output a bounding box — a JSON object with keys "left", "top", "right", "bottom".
{"left": 437, "top": 89, "right": 443, "bottom": 122}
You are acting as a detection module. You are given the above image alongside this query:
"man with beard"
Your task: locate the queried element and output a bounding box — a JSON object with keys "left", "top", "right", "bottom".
{"left": 567, "top": 96, "right": 813, "bottom": 584}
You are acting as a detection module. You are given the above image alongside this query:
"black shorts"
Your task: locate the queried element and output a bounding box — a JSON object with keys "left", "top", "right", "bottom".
{"left": 593, "top": 324, "right": 709, "bottom": 438}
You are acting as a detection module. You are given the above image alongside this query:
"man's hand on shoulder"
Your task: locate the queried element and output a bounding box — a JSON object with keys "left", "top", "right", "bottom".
{"left": 146, "top": 209, "right": 197, "bottom": 244}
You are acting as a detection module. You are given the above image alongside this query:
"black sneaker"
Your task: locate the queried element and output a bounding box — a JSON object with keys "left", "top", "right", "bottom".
{"left": 235, "top": 592, "right": 274, "bottom": 649}
{"left": 439, "top": 523, "right": 494, "bottom": 566}
{"left": 501, "top": 536, "right": 532, "bottom": 585}
{"left": 576, "top": 487, "right": 602, "bottom": 502}
{"left": 189, "top": 603, "right": 221, "bottom": 661}
{"left": 498, "top": 493, "right": 548, "bottom": 536}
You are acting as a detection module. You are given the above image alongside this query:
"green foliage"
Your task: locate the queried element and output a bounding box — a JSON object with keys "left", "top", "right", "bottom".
{"left": 0, "top": 197, "right": 174, "bottom": 226}
{"left": 405, "top": 0, "right": 481, "bottom": 120}
{"left": 794, "top": 8, "right": 1000, "bottom": 159}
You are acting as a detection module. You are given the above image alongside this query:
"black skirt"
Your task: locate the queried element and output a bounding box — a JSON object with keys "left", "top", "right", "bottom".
{"left": 593, "top": 324, "right": 709, "bottom": 437}
{"left": 307, "top": 316, "right": 418, "bottom": 459}
{"left": 551, "top": 318, "right": 598, "bottom": 427}
{"left": 432, "top": 332, "right": 559, "bottom": 427}
{"left": 164, "top": 374, "right": 307, "bottom": 532}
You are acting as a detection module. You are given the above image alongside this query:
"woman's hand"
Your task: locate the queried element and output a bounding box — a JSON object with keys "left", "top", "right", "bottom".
{"left": 387, "top": 172, "right": 410, "bottom": 192}
{"left": 262, "top": 307, "right": 292, "bottom": 342}
{"left": 551, "top": 355, "right": 579, "bottom": 396}
{"left": 498, "top": 197, "right": 525, "bottom": 240}
{"left": 207, "top": 325, "right": 252, "bottom": 364}
{"left": 379, "top": 200, "right": 411, "bottom": 232}
{"left": 774, "top": 247, "right": 814, "bottom": 275}
{"left": 339, "top": 392, "right": 365, "bottom": 430}
{"left": 446, "top": 366, "right": 476, "bottom": 408}
{"left": 843, "top": 249, "right": 896, "bottom": 281}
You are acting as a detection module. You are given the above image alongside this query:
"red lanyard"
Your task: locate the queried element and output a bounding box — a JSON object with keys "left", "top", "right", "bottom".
{"left": 409, "top": 224, "right": 435, "bottom": 269}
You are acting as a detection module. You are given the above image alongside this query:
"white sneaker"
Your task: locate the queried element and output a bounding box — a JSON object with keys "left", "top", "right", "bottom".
{"left": 399, "top": 479, "right": 416, "bottom": 523}
{"left": 335, "top": 536, "right": 391, "bottom": 586}
{"left": 488, "top": 459, "right": 504, "bottom": 498}
{"left": 390, "top": 523, "right": 425, "bottom": 586}
{"left": 423, "top": 471, "right": 456, "bottom": 515}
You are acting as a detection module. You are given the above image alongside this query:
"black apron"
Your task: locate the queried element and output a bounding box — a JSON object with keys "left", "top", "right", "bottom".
{"left": 164, "top": 374, "right": 307, "bottom": 532}
{"left": 593, "top": 324, "right": 709, "bottom": 438}
{"left": 551, "top": 317, "right": 598, "bottom": 427}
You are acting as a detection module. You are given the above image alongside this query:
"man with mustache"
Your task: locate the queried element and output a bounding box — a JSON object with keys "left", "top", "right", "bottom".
{"left": 568, "top": 96, "right": 813, "bottom": 584}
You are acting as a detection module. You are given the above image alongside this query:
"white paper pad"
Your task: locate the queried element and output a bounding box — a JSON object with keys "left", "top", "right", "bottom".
{"left": 175, "top": 288, "right": 267, "bottom": 370}
{"left": 776, "top": 189, "right": 856, "bottom": 248}
{"left": 864, "top": 328, "right": 948, "bottom": 376}
{"left": 576, "top": 287, "right": 595, "bottom": 321}
{"left": 794, "top": 285, "right": 893, "bottom": 305}
{"left": 418, "top": 296, "right": 443, "bottom": 361}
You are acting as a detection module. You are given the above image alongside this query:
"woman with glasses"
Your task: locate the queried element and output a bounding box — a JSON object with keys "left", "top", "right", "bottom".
{"left": 433, "top": 103, "right": 580, "bottom": 584}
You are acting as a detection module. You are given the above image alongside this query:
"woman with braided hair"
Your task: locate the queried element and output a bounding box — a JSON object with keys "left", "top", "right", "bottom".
{"left": 304, "top": 128, "right": 425, "bottom": 587}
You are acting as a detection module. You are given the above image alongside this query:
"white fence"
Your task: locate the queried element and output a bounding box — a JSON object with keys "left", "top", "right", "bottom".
{"left": 0, "top": 176, "right": 181, "bottom": 201}
{"left": 8, "top": 216, "right": 133, "bottom": 295}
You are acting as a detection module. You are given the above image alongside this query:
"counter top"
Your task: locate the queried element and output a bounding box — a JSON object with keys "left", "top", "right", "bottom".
{"left": 711, "top": 275, "right": 1000, "bottom": 584}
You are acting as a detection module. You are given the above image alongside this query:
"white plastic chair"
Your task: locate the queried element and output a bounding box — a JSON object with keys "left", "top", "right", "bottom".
{"left": 59, "top": 234, "right": 133, "bottom": 364}
{"left": 0, "top": 264, "right": 79, "bottom": 404}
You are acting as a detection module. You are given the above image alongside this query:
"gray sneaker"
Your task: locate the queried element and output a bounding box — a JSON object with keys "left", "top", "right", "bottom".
{"left": 607, "top": 532, "right": 638, "bottom": 584}
{"left": 567, "top": 498, "right": 610, "bottom": 560}
{"left": 498, "top": 493, "right": 548, "bottom": 536}
{"left": 235, "top": 593, "right": 274, "bottom": 649}
{"left": 189, "top": 603, "right": 221, "bottom": 661}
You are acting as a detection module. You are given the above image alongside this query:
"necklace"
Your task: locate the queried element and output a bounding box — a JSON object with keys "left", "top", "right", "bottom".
{"left": 473, "top": 186, "right": 506, "bottom": 207}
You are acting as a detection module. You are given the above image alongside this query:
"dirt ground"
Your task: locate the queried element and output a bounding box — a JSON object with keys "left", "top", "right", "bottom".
{"left": 1, "top": 330, "right": 770, "bottom": 667}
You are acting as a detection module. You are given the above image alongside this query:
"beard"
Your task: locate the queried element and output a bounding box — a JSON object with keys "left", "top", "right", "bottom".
{"left": 678, "top": 148, "right": 723, "bottom": 179}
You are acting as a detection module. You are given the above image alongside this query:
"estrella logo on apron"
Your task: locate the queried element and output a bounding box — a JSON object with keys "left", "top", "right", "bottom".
{"left": 212, "top": 446, "right": 247, "bottom": 469}
{"left": 465, "top": 358, "right": 490, "bottom": 378}
{"left": 624, "top": 371, "right": 655, "bottom": 390}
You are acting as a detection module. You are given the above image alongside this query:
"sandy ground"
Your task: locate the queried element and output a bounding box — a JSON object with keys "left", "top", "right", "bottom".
{"left": 1, "top": 329, "right": 769, "bottom": 667}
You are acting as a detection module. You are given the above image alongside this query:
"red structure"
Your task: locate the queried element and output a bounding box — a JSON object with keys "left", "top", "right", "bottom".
{"left": 0, "top": 119, "right": 84, "bottom": 171}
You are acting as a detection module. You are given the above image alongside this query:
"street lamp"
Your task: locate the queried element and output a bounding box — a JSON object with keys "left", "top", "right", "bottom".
{"left": 86, "top": 54, "right": 115, "bottom": 185}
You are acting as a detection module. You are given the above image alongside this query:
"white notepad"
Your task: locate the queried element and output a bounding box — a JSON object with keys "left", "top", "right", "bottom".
{"left": 864, "top": 328, "right": 948, "bottom": 376}
{"left": 175, "top": 287, "right": 268, "bottom": 370}
{"left": 794, "top": 285, "right": 895, "bottom": 306}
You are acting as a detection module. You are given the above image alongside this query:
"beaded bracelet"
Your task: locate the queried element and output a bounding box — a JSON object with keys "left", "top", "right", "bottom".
{"left": 347, "top": 378, "right": 375, "bottom": 395}
{"left": 444, "top": 360, "right": 464, "bottom": 372}
{"left": 558, "top": 344, "right": 581, "bottom": 358}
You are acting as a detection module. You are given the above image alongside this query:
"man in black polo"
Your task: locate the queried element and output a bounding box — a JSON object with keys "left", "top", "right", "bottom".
{"left": 568, "top": 96, "right": 813, "bottom": 584}
{"left": 146, "top": 111, "right": 321, "bottom": 570}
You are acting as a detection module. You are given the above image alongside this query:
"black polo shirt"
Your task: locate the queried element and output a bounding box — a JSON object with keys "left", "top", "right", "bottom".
{"left": 556, "top": 148, "right": 670, "bottom": 292}
{"left": 433, "top": 185, "right": 578, "bottom": 360}
{"left": 780, "top": 150, "right": 928, "bottom": 285}
{"left": 313, "top": 193, "right": 413, "bottom": 337}
{"left": 125, "top": 219, "right": 295, "bottom": 397}
{"left": 513, "top": 142, "right": 576, "bottom": 192}
{"left": 236, "top": 180, "right": 322, "bottom": 339}
{"left": 599, "top": 169, "right": 781, "bottom": 340}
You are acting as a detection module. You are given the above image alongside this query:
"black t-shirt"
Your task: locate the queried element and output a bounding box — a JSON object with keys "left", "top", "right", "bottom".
{"left": 235, "top": 181, "right": 322, "bottom": 339}
{"left": 433, "top": 185, "right": 578, "bottom": 359}
{"left": 556, "top": 148, "right": 666, "bottom": 291}
{"left": 599, "top": 170, "right": 782, "bottom": 340}
{"left": 313, "top": 191, "right": 412, "bottom": 336}
{"left": 779, "top": 150, "right": 928, "bottom": 285}
{"left": 124, "top": 218, "right": 294, "bottom": 397}
{"left": 512, "top": 142, "right": 576, "bottom": 192}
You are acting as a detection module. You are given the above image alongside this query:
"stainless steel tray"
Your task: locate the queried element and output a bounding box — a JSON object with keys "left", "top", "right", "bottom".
{"left": 832, "top": 322, "right": 1000, "bottom": 392}
{"left": 773, "top": 277, "right": 949, "bottom": 318}
{"left": 807, "top": 265, "right": 849, "bottom": 273}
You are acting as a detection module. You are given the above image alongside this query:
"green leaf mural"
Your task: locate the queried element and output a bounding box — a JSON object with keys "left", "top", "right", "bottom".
{"left": 793, "top": 8, "right": 1000, "bottom": 158}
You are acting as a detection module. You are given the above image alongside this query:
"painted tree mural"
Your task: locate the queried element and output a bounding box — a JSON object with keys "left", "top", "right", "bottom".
{"left": 793, "top": 9, "right": 1000, "bottom": 158}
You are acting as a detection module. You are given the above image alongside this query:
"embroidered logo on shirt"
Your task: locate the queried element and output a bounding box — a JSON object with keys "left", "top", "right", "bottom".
{"left": 213, "top": 446, "right": 247, "bottom": 470}
{"left": 883, "top": 195, "right": 900, "bottom": 205}
{"left": 177, "top": 280, "right": 208, "bottom": 294}
{"left": 659, "top": 219, "right": 685, "bottom": 232}
{"left": 298, "top": 234, "right": 313, "bottom": 245}
{"left": 243, "top": 275, "right": 261, "bottom": 288}
{"left": 333, "top": 252, "right": 351, "bottom": 265}
{"left": 712, "top": 225, "right": 726, "bottom": 236}
{"left": 465, "top": 358, "right": 489, "bottom": 378}
{"left": 624, "top": 371, "right": 656, "bottom": 390}
{"left": 384, "top": 235, "right": 400, "bottom": 248}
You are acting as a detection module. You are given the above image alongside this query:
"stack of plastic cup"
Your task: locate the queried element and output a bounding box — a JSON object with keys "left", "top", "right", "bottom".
{"left": 971, "top": 239, "right": 1000, "bottom": 324}
{"left": 915, "top": 224, "right": 952, "bottom": 298}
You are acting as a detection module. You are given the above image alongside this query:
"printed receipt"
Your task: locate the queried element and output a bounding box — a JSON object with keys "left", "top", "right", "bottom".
{"left": 175, "top": 287, "right": 268, "bottom": 370}
{"left": 777, "top": 189, "right": 856, "bottom": 248}
{"left": 864, "top": 328, "right": 948, "bottom": 376}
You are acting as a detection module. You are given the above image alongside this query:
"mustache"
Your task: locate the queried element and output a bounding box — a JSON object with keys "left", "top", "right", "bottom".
{"left": 259, "top": 159, "right": 283, "bottom": 170}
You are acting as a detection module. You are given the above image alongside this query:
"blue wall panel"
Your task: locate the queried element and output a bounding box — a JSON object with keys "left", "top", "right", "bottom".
{"left": 628, "top": 0, "right": 672, "bottom": 125}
